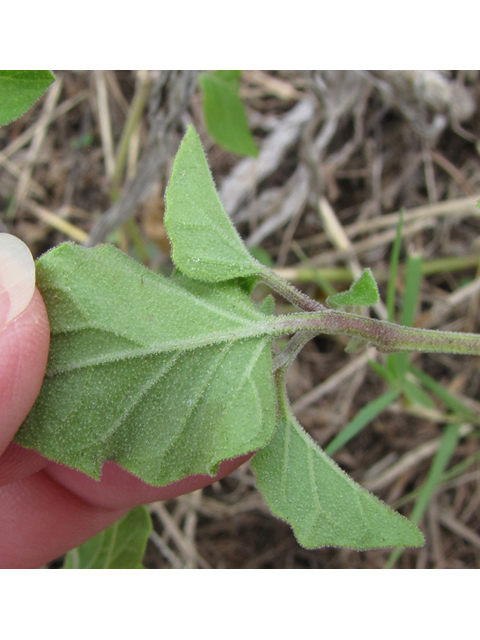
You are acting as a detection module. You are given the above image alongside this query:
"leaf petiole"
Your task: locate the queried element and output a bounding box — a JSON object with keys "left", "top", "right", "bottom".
{"left": 272, "top": 331, "right": 317, "bottom": 372}
{"left": 259, "top": 266, "right": 326, "bottom": 312}
{"left": 272, "top": 308, "right": 480, "bottom": 357}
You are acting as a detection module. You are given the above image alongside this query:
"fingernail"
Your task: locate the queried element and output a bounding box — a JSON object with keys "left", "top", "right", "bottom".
{"left": 0, "top": 234, "right": 36, "bottom": 328}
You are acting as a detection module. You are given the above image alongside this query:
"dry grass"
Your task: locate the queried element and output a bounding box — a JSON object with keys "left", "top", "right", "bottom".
{"left": 2, "top": 70, "right": 480, "bottom": 568}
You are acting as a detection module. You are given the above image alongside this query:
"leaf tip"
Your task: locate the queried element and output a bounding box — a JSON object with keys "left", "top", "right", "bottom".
{"left": 327, "top": 267, "right": 380, "bottom": 309}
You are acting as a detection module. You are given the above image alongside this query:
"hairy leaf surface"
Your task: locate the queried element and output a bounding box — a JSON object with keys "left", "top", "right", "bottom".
{"left": 252, "top": 381, "right": 424, "bottom": 549}
{"left": 165, "top": 126, "right": 262, "bottom": 282}
{"left": 63, "top": 506, "right": 151, "bottom": 569}
{"left": 0, "top": 70, "right": 55, "bottom": 127}
{"left": 327, "top": 268, "right": 379, "bottom": 309}
{"left": 15, "top": 243, "right": 277, "bottom": 484}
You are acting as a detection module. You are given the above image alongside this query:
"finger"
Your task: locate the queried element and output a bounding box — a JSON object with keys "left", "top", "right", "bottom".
{"left": 0, "top": 454, "right": 253, "bottom": 568}
{"left": 0, "top": 289, "right": 50, "bottom": 455}
{"left": 0, "top": 233, "right": 36, "bottom": 327}
{"left": 0, "top": 443, "right": 48, "bottom": 487}
{"left": 0, "top": 470, "right": 127, "bottom": 569}
{"left": 45, "top": 453, "right": 253, "bottom": 509}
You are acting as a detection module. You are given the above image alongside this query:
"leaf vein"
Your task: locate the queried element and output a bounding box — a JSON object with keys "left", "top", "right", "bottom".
{"left": 152, "top": 345, "right": 234, "bottom": 465}
{"left": 47, "top": 325, "right": 275, "bottom": 375}
{"left": 98, "top": 353, "right": 181, "bottom": 447}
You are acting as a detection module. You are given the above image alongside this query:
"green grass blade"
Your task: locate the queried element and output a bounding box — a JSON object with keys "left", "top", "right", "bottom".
{"left": 409, "top": 364, "right": 478, "bottom": 422}
{"left": 402, "top": 378, "right": 436, "bottom": 409}
{"left": 392, "top": 447, "right": 480, "bottom": 510}
{"left": 324, "top": 388, "right": 400, "bottom": 456}
{"left": 400, "top": 253, "right": 423, "bottom": 328}
{"left": 368, "top": 360, "right": 398, "bottom": 386}
{"left": 384, "top": 422, "right": 461, "bottom": 567}
{"left": 387, "top": 208, "right": 405, "bottom": 324}
{"left": 387, "top": 252, "right": 423, "bottom": 380}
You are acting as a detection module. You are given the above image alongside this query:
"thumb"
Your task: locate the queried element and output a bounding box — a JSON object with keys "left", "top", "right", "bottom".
{"left": 0, "top": 235, "right": 50, "bottom": 454}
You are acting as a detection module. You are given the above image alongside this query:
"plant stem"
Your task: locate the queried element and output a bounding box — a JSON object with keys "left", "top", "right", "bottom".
{"left": 260, "top": 267, "right": 326, "bottom": 312}
{"left": 272, "top": 331, "right": 317, "bottom": 372}
{"left": 272, "top": 309, "right": 480, "bottom": 356}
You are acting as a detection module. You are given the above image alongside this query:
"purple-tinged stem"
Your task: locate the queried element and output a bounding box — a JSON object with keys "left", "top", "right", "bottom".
{"left": 272, "top": 309, "right": 480, "bottom": 356}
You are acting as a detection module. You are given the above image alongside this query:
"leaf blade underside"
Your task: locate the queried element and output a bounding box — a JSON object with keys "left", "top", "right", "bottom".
{"left": 252, "top": 382, "right": 425, "bottom": 550}
{"left": 15, "top": 243, "right": 277, "bottom": 485}
{"left": 164, "top": 125, "right": 262, "bottom": 282}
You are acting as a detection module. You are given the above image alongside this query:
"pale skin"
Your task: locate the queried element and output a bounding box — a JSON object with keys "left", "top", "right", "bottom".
{"left": 0, "top": 289, "right": 250, "bottom": 569}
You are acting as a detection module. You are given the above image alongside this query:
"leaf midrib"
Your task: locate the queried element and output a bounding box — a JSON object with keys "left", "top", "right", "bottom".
{"left": 47, "top": 320, "right": 281, "bottom": 375}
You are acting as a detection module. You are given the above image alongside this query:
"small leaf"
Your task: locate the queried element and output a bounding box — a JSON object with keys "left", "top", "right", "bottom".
{"left": 15, "top": 243, "right": 277, "bottom": 485}
{"left": 0, "top": 70, "right": 55, "bottom": 127}
{"left": 165, "top": 126, "right": 262, "bottom": 282}
{"left": 327, "top": 268, "right": 379, "bottom": 309}
{"left": 252, "top": 384, "right": 424, "bottom": 550}
{"left": 259, "top": 294, "right": 275, "bottom": 316}
{"left": 199, "top": 71, "right": 258, "bottom": 157}
{"left": 63, "top": 506, "right": 152, "bottom": 569}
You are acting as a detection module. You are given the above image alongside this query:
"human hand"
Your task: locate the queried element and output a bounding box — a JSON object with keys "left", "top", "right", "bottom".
{"left": 0, "top": 234, "right": 251, "bottom": 568}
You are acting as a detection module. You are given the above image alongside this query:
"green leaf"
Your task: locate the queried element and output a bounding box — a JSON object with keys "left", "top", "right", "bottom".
{"left": 327, "top": 268, "right": 379, "bottom": 309}
{"left": 0, "top": 70, "right": 55, "bottom": 127}
{"left": 63, "top": 506, "right": 152, "bottom": 569}
{"left": 15, "top": 243, "right": 277, "bottom": 485}
{"left": 259, "top": 294, "right": 275, "bottom": 316}
{"left": 252, "top": 381, "right": 424, "bottom": 550}
{"left": 199, "top": 71, "right": 258, "bottom": 157}
{"left": 165, "top": 125, "right": 262, "bottom": 282}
